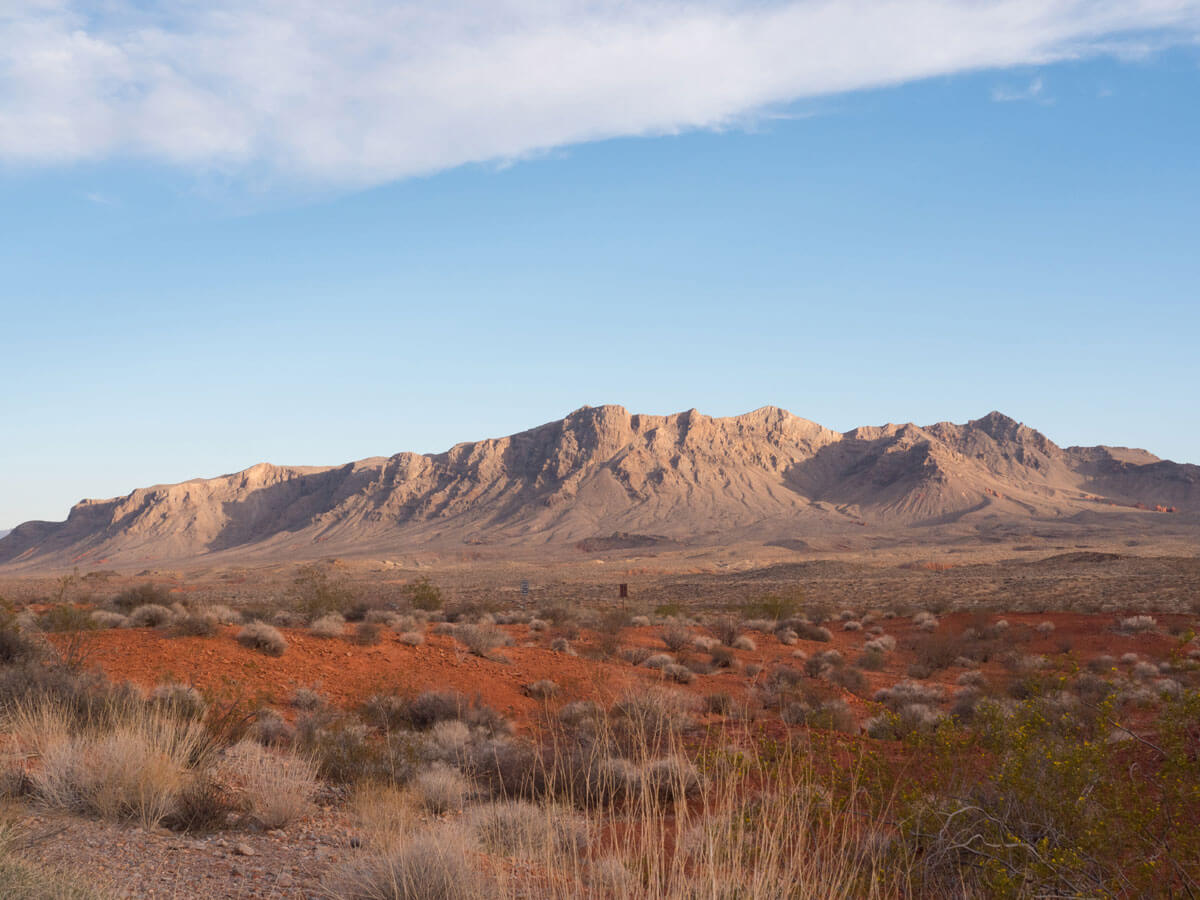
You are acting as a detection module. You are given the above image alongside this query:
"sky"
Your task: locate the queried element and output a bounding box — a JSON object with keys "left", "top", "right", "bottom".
{"left": 1, "top": 1, "right": 1199, "bottom": 528}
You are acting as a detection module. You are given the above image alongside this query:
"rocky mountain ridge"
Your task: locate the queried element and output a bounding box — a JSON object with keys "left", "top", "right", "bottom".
{"left": 2, "top": 406, "right": 1196, "bottom": 569}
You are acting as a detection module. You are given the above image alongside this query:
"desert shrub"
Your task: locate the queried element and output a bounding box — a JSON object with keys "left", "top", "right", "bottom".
{"left": 310, "top": 613, "right": 345, "bottom": 639}
{"left": 620, "top": 647, "right": 653, "bottom": 666}
{"left": 829, "top": 665, "right": 867, "bottom": 694}
{"left": 354, "top": 621, "right": 383, "bottom": 646}
{"left": 842, "top": 620, "right": 863, "bottom": 632}
{"left": 866, "top": 703, "right": 944, "bottom": 739}
{"left": 467, "top": 736, "right": 546, "bottom": 800}
{"left": 236, "top": 622, "right": 287, "bottom": 656}
{"left": 0, "top": 624, "right": 39, "bottom": 672}
{"left": 249, "top": 707, "right": 294, "bottom": 746}
{"left": 127, "top": 604, "right": 174, "bottom": 628}
{"left": 109, "top": 583, "right": 172, "bottom": 613}
{"left": 171, "top": 612, "right": 217, "bottom": 637}
{"left": 412, "top": 763, "right": 468, "bottom": 814}
{"left": 709, "top": 646, "right": 736, "bottom": 669}
{"left": 405, "top": 577, "right": 443, "bottom": 612}
{"left": 744, "top": 589, "right": 802, "bottom": 622}
{"left": 558, "top": 701, "right": 603, "bottom": 731}
{"left": 663, "top": 663, "right": 694, "bottom": 684}
{"left": 956, "top": 670, "right": 986, "bottom": 688}
{"left": 731, "top": 635, "right": 756, "bottom": 652}
{"left": 549, "top": 637, "right": 575, "bottom": 655}
{"left": 398, "top": 631, "right": 425, "bottom": 646}
{"left": 642, "top": 653, "right": 674, "bottom": 671}
{"left": 218, "top": 740, "right": 317, "bottom": 829}
{"left": 526, "top": 680, "right": 559, "bottom": 700}
{"left": 292, "top": 565, "right": 354, "bottom": 620}
{"left": 864, "top": 634, "right": 897, "bottom": 653}
{"left": 364, "top": 610, "right": 401, "bottom": 626}
{"left": 901, "top": 691, "right": 1200, "bottom": 897}
{"left": 611, "top": 687, "right": 700, "bottom": 749}
{"left": 1132, "top": 660, "right": 1159, "bottom": 680}
{"left": 775, "top": 628, "right": 798, "bottom": 645}
{"left": 644, "top": 756, "right": 703, "bottom": 803}
{"left": 204, "top": 604, "right": 240, "bottom": 625}
{"left": 913, "top": 611, "right": 939, "bottom": 632}
{"left": 37, "top": 606, "right": 96, "bottom": 634}
{"left": 149, "top": 683, "right": 207, "bottom": 721}
{"left": 711, "top": 617, "right": 742, "bottom": 646}
{"left": 781, "top": 699, "right": 856, "bottom": 732}
{"left": 856, "top": 649, "right": 886, "bottom": 671}
{"left": 660, "top": 625, "right": 692, "bottom": 652}
{"left": 795, "top": 623, "right": 832, "bottom": 642}
{"left": 89, "top": 610, "right": 128, "bottom": 630}
{"left": 291, "top": 685, "right": 327, "bottom": 711}
{"left": 1117, "top": 614, "right": 1157, "bottom": 634}
{"left": 1036, "top": 620, "right": 1056, "bottom": 635}
{"left": 908, "top": 631, "right": 967, "bottom": 673}
{"left": 705, "top": 693, "right": 733, "bottom": 716}
{"left": 457, "top": 624, "right": 510, "bottom": 658}
{"left": 874, "top": 680, "right": 945, "bottom": 712}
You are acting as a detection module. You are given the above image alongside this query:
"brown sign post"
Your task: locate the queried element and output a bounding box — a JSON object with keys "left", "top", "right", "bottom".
{"left": 618, "top": 583, "right": 628, "bottom": 599}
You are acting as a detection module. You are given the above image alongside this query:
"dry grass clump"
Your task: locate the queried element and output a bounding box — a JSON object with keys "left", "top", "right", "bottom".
{"left": 310, "top": 613, "right": 346, "bottom": 639}
{"left": 549, "top": 637, "right": 576, "bottom": 655}
{"left": 398, "top": 630, "right": 425, "bottom": 646}
{"left": 9, "top": 699, "right": 210, "bottom": 830}
{"left": 218, "top": 740, "right": 317, "bottom": 829}
{"left": 328, "top": 825, "right": 494, "bottom": 899}
{"left": 411, "top": 763, "right": 469, "bottom": 814}
{"left": 236, "top": 622, "right": 287, "bottom": 656}
{"left": 468, "top": 800, "right": 589, "bottom": 859}
{"left": 843, "top": 620, "right": 863, "bottom": 632}
{"left": 1036, "top": 620, "right": 1056, "bottom": 635}
{"left": 731, "top": 635, "right": 756, "bottom": 652}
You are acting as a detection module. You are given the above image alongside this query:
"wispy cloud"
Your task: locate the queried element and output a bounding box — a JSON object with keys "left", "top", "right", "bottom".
{"left": 992, "top": 76, "right": 1049, "bottom": 102}
{"left": 2, "top": 1, "right": 1198, "bottom": 187}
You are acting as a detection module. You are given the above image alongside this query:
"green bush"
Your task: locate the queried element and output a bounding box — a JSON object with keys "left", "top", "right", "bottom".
{"left": 405, "top": 577, "right": 443, "bottom": 612}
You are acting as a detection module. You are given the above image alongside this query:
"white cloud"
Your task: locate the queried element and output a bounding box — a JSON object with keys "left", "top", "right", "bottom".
{"left": 1, "top": 1, "right": 1198, "bottom": 186}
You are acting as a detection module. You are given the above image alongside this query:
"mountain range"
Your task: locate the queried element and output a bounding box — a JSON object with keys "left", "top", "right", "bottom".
{"left": 2, "top": 406, "right": 1196, "bottom": 570}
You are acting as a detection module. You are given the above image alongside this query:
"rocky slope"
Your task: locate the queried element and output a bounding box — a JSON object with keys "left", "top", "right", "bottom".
{"left": 2, "top": 406, "right": 1196, "bottom": 569}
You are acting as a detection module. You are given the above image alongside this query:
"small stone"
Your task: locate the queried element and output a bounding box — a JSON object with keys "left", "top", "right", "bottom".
{"left": 234, "top": 842, "right": 256, "bottom": 856}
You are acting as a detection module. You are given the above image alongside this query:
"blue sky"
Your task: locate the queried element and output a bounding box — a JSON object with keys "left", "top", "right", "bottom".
{"left": 1, "top": 2, "right": 1199, "bottom": 527}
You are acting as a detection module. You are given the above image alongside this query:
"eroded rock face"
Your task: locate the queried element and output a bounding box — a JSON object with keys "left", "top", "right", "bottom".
{"left": 2, "top": 405, "right": 1196, "bottom": 568}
